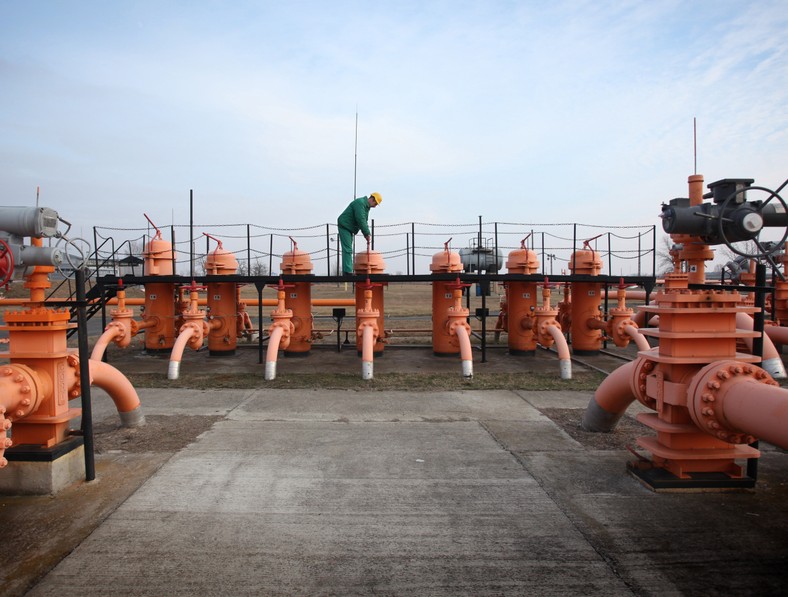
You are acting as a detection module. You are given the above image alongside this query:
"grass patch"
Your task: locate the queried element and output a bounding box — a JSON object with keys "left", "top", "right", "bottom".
{"left": 127, "top": 369, "right": 604, "bottom": 391}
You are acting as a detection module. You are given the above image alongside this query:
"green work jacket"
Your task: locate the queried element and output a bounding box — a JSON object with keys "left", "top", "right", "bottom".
{"left": 337, "top": 196, "right": 372, "bottom": 237}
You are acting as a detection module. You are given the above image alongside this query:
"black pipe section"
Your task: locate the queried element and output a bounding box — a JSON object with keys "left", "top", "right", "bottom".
{"left": 76, "top": 268, "right": 95, "bottom": 482}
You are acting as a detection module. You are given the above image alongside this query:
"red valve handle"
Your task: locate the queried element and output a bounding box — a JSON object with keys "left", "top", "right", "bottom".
{"left": 0, "top": 238, "right": 14, "bottom": 287}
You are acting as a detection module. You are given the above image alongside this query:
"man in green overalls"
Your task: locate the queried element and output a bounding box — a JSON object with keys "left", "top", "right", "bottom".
{"left": 336, "top": 192, "right": 382, "bottom": 276}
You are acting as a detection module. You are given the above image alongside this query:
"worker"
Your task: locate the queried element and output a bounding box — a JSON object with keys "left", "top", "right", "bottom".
{"left": 337, "top": 193, "right": 382, "bottom": 276}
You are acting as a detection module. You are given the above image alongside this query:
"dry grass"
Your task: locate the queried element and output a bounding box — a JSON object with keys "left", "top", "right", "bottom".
{"left": 127, "top": 369, "right": 605, "bottom": 391}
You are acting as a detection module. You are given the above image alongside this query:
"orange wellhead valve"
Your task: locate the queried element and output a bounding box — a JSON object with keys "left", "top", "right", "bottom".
{"left": 265, "top": 279, "right": 296, "bottom": 380}
{"left": 442, "top": 276, "right": 473, "bottom": 379}
{"left": 356, "top": 279, "right": 382, "bottom": 380}
{"left": 606, "top": 279, "right": 640, "bottom": 349}
{"left": 534, "top": 279, "right": 572, "bottom": 379}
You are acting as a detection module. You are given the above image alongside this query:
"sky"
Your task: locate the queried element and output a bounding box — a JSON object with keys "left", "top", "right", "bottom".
{"left": 1, "top": 0, "right": 787, "bottom": 273}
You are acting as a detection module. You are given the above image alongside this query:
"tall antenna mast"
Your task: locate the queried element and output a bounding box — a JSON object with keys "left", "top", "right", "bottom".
{"left": 693, "top": 116, "right": 697, "bottom": 175}
{"left": 353, "top": 106, "right": 358, "bottom": 200}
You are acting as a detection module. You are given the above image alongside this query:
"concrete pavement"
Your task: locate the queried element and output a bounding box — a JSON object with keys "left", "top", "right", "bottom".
{"left": 12, "top": 386, "right": 788, "bottom": 596}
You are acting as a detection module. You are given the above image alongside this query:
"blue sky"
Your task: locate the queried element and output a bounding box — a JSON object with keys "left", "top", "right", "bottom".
{"left": 1, "top": 1, "right": 787, "bottom": 271}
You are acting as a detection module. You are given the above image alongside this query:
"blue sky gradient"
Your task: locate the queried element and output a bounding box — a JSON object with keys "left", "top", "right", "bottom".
{"left": 1, "top": 1, "right": 786, "bottom": 255}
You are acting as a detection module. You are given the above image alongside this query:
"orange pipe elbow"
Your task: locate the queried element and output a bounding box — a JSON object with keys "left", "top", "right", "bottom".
{"left": 736, "top": 313, "right": 787, "bottom": 379}
{"left": 455, "top": 324, "right": 473, "bottom": 379}
{"left": 582, "top": 359, "right": 638, "bottom": 431}
{"left": 91, "top": 324, "right": 124, "bottom": 361}
{"left": 88, "top": 359, "right": 145, "bottom": 427}
{"left": 624, "top": 324, "right": 651, "bottom": 352}
{"left": 361, "top": 325, "right": 375, "bottom": 380}
{"left": 168, "top": 326, "right": 198, "bottom": 380}
{"left": 265, "top": 325, "right": 285, "bottom": 380}
{"left": 546, "top": 324, "right": 571, "bottom": 379}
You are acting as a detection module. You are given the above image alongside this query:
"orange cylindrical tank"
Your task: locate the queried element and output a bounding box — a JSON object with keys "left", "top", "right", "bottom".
{"left": 205, "top": 238, "right": 239, "bottom": 356}
{"left": 568, "top": 247, "right": 604, "bottom": 355}
{"left": 142, "top": 233, "right": 176, "bottom": 353}
{"left": 280, "top": 240, "right": 314, "bottom": 356}
{"left": 354, "top": 250, "right": 386, "bottom": 355}
{"left": 505, "top": 243, "right": 540, "bottom": 355}
{"left": 431, "top": 242, "right": 465, "bottom": 355}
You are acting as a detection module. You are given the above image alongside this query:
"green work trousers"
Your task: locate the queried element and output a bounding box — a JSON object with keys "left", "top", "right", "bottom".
{"left": 338, "top": 226, "right": 354, "bottom": 274}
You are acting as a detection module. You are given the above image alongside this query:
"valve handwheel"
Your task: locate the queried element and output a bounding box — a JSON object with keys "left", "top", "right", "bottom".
{"left": 0, "top": 238, "right": 14, "bottom": 287}
{"left": 717, "top": 185, "right": 788, "bottom": 262}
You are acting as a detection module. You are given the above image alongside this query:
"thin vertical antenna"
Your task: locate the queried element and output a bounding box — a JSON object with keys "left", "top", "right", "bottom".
{"left": 353, "top": 106, "right": 358, "bottom": 200}
{"left": 693, "top": 117, "right": 697, "bottom": 175}
{"left": 36, "top": 186, "right": 40, "bottom": 208}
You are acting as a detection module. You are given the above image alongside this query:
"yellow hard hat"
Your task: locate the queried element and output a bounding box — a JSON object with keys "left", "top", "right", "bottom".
{"left": 370, "top": 192, "right": 382, "bottom": 205}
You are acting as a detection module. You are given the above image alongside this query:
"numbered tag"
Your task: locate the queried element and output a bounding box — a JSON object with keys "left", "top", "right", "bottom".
{"left": 290, "top": 293, "right": 298, "bottom": 299}
{"left": 149, "top": 294, "right": 157, "bottom": 300}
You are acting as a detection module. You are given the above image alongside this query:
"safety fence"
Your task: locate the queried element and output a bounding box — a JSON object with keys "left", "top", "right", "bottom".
{"left": 91, "top": 218, "right": 657, "bottom": 280}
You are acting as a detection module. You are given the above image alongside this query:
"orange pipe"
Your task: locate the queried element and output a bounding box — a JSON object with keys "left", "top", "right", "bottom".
{"left": 88, "top": 359, "right": 145, "bottom": 427}
{"left": 455, "top": 324, "right": 473, "bottom": 379}
{"left": 715, "top": 377, "right": 788, "bottom": 450}
{"left": 546, "top": 324, "right": 571, "bottom": 379}
{"left": 624, "top": 324, "right": 651, "bottom": 352}
{"left": 91, "top": 325, "right": 124, "bottom": 361}
{"left": 361, "top": 325, "right": 375, "bottom": 380}
{"left": 735, "top": 313, "right": 787, "bottom": 379}
{"left": 265, "top": 325, "right": 285, "bottom": 380}
{"left": 167, "top": 326, "right": 198, "bottom": 380}
{"left": 765, "top": 325, "right": 788, "bottom": 346}
{"left": 581, "top": 359, "right": 638, "bottom": 431}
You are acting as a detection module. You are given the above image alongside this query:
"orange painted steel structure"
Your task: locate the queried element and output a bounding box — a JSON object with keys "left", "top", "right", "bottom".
{"left": 568, "top": 242, "right": 604, "bottom": 355}
{"left": 204, "top": 234, "right": 240, "bottom": 356}
{"left": 1, "top": 243, "right": 143, "bottom": 468}
{"left": 354, "top": 246, "right": 386, "bottom": 356}
{"left": 504, "top": 239, "right": 539, "bottom": 355}
{"left": 583, "top": 173, "right": 788, "bottom": 488}
{"left": 264, "top": 279, "right": 295, "bottom": 380}
{"left": 280, "top": 239, "right": 314, "bottom": 356}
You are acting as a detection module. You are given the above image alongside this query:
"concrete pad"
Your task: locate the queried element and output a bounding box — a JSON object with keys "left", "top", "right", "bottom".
{"left": 517, "top": 390, "right": 651, "bottom": 415}
{"left": 27, "top": 418, "right": 633, "bottom": 596}
{"left": 483, "top": 420, "right": 583, "bottom": 452}
{"left": 520, "top": 450, "right": 788, "bottom": 596}
{"left": 232, "top": 389, "right": 545, "bottom": 422}
{"left": 0, "top": 445, "right": 85, "bottom": 495}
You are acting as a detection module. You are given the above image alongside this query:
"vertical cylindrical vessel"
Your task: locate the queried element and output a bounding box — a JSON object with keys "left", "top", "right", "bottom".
{"left": 281, "top": 243, "right": 313, "bottom": 356}
{"left": 568, "top": 248, "right": 604, "bottom": 355}
{"left": 354, "top": 251, "right": 386, "bottom": 354}
{"left": 142, "top": 234, "right": 176, "bottom": 353}
{"left": 431, "top": 246, "right": 464, "bottom": 355}
{"left": 205, "top": 243, "right": 239, "bottom": 356}
{"left": 505, "top": 246, "right": 540, "bottom": 355}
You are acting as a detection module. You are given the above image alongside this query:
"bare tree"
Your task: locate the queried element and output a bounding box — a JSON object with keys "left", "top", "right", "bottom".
{"left": 249, "top": 258, "right": 268, "bottom": 276}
